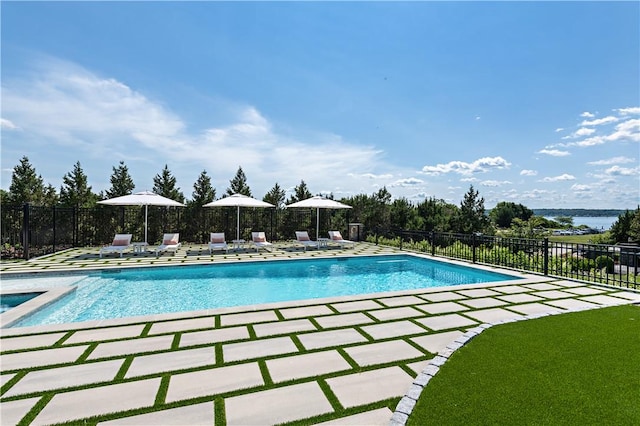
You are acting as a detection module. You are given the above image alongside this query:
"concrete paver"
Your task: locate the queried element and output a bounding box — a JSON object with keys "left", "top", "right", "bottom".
{"left": 64, "top": 324, "right": 146, "bottom": 344}
{"left": 87, "top": 335, "right": 174, "bottom": 360}
{"left": 0, "top": 332, "right": 67, "bottom": 352}
{"left": 279, "top": 305, "right": 334, "bottom": 319}
{"left": 524, "top": 283, "right": 561, "bottom": 291}
{"left": 253, "top": 318, "right": 317, "bottom": 337}
{"left": 298, "top": 328, "right": 368, "bottom": 350}
{"left": 266, "top": 350, "right": 352, "bottom": 383}
{"left": 610, "top": 291, "right": 640, "bottom": 302}
{"left": 419, "top": 291, "right": 467, "bottom": 302}
{"left": 360, "top": 320, "right": 426, "bottom": 340}
{"left": 456, "top": 288, "right": 501, "bottom": 298}
{"left": 220, "top": 310, "right": 279, "bottom": 326}
{"left": 315, "top": 407, "right": 394, "bottom": 425}
{"left": 225, "top": 381, "right": 334, "bottom": 426}
{"left": 0, "top": 396, "right": 41, "bottom": 425}
{"left": 326, "top": 366, "right": 413, "bottom": 408}
{"left": 3, "top": 359, "right": 123, "bottom": 398}
{"left": 148, "top": 317, "right": 215, "bottom": 335}
{"left": 367, "top": 306, "right": 424, "bottom": 321}
{"left": 223, "top": 336, "right": 299, "bottom": 362}
{"left": 490, "top": 285, "right": 529, "bottom": 294}
{"left": 1, "top": 372, "right": 16, "bottom": 387}
{"left": 33, "top": 378, "right": 161, "bottom": 425}
{"left": 534, "top": 290, "right": 576, "bottom": 299}
{"left": 497, "top": 293, "right": 544, "bottom": 304}
{"left": 416, "top": 313, "right": 477, "bottom": 331}
{"left": 344, "top": 340, "right": 424, "bottom": 367}
{"left": 544, "top": 299, "right": 601, "bottom": 310}
{"left": 314, "top": 312, "right": 374, "bottom": 329}
{"left": 463, "top": 308, "right": 525, "bottom": 323}
{"left": 377, "top": 296, "right": 425, "bottom": 307}
{"left": 165, "top": 363, "right": 264, "bottom": 403}
{"left": 1, "top": 345, "right": 88, "bottom": 371}
{"left": 458, "top": 297, "right": 508, "bottom": 309}
{"left": 506, "top": 303, "right": 561, "bottom": 316}
{"left": 406, "top": 360, "right": 432, "bottom": 375}
{"left": 179, "top": 325, "right": 249, "bottom": 347}
{"left": 331, "top": 300, "right": 383, "bottom": 312}
{"left": 125, "top": 346, "right": 215, "bottom": 378}
{"left": 564, "top": 286, "right": 606, "bottom": 296}
{"left": 415, "top": 301, "right": 468, "bottom": 314}
{"left": 99, "top": 402, "right": 214, "bottom": 425}
{"left": 411, "top": 330, "right": 465, "bottom": 354}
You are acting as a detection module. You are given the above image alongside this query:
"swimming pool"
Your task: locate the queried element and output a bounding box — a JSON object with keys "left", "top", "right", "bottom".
{"left": 9, "top": 255, "right": 521, "bottom": 327}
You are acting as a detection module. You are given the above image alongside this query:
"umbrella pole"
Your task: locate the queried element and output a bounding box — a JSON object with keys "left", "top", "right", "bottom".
{"left": 237, "top": 206, "right": 240, "bottom": 241}
{"left": 145, "top": 205, "right": 148, "bottom": 244}
{"left": 316, "top": 207, "right": 320, "bottom": 241}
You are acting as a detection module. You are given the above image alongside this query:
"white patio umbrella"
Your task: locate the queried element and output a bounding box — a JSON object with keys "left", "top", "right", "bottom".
{"left": 286, "top": 196, "right": 352, "bottom": 241}
{"left": 97, "top": 191, "right": 185, "bottom": 244}
{"left": 203, "top": 193, "right": 275, "bottom": 241}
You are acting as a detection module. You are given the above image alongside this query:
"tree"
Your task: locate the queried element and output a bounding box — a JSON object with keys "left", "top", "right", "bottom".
{"left": 190, "top": 170, "right": 216, "bottom": 207}
{"left": 416, "top": 197, "right": 457, "bottom": 232}
{"left": 42, "top": 184, "right": 59, "bottom": 207}
{"left": 152, "top": 164, "right": 185, "bottom": 203}
{"left": 454, "top": 185, "right": 490, "bottom": 234}
{"left": 287, "top": 180, "right": 312, "bottom": 204}
{"left": 263, "top": 182, "right": 286, "bottom": 208}
{"left": 490, "top": 202, "right": 534, "bottom": 228}
{"left": 7, "top": 156, "right": 46, "bottom": 205}
{"left": 610, "top": 208, "right": 640, "bottom": 243}
{"left": 105, "top": 161, "right": 135, "bottom": 198}
{"left": 225, "top": 166, "right": 252, "bottom": 197}
{"left": 59, "top": 161, "right": 97, "bottom": 207}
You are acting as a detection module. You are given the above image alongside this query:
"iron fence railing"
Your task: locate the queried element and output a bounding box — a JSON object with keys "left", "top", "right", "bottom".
{"left": 374, "top": 228, "right": 639, "bottom": 290}
{"left": 0, "top": 203, "right": 354, "bottom": 259}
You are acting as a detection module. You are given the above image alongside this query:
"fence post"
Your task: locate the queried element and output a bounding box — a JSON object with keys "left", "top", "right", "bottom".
{"left": 543, "top": 237, "right": 549, "bottom": 276}
{"left": 52, "top": 206, "right": 57, "bottom": 254}
{"left": 472, "top": 233, "right": 477, "bottom": 263}
{"left": 22, "top": 203, "right": 30, "bottom": 260}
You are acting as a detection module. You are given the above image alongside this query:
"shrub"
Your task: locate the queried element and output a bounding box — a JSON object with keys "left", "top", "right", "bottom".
{"left": 595, "top": 255, "right": 615, "bottom": 274}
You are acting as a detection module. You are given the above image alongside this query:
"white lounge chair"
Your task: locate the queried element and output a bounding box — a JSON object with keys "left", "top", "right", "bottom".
{"left": 155, "top": 233, "right": 181, "bottom": 256}
{"left": 209, "top": 232, "right": 229, "bottom": 254}
{"left": 328, "top": 231, "right": 355, "bottom": 248}
{"left": 99, "top": 234, "right": 133, "bottom": 258}
{"left": 251, "top": 232, "right": 273, "bottom": 252}
{"left": 295, "top": 231, "right": 319, "bottom": 251}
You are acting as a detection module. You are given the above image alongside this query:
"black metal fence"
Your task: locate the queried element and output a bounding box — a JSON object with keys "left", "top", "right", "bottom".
{"left": 0, "top": 204, "right": 353, "bottom": 259}
{"left": 375, "top": 229, "right": 640, "bottom": 290}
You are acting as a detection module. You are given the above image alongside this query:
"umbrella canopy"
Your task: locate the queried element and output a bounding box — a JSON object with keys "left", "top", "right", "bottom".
{"left": 98, "top": 191, "right": 185, "bottom": 244}
{"left": 286, "top": 196, "right": 352, "bottom": 241}
{"left": 203, "top": 194, "right": 275, "bottom": 241}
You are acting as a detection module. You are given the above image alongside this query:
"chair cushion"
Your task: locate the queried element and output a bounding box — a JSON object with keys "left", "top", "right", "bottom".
{"left": 254, "top": 237, "right": 266, "bottom": 243}
{"left": 332, "top": 235, "right": 342, "bottom": 240}
{"left": 163, "top": 239, "right": 178, "bottom": 245}
{"left": 112, "top": 239, "right": 129, "bottom": 246}
{"left": 298, "top": 235, "right": 310, "bottom": 241}
{"left": 211, "top": 237, "right": 225, "bottom": 243}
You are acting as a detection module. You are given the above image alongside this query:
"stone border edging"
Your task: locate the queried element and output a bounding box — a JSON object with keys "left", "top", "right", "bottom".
{"left": 389, "top": 302, "right": 635, "bottom": 425}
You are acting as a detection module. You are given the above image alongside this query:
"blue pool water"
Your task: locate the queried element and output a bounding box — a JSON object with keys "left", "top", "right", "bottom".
{"left": 0, "top": 292, "right": 42, "bottom": 314}
{"left": 13, "top": 255, "right": 519, "bottom": 327}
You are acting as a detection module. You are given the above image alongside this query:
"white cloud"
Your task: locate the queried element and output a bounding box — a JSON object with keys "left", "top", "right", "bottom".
{"left": 1, "top": 118, "right": 18, "bottom": 130}
{"left": 616, "top": 107, "right": 640, "bottom": 116}
{"left": 573, "top": 128, "right": 596, "bottom": 137}
{"left": 520, "top": 169, "right": 538, "bottom": 176}
{"left": 540, "top": 174, "right": 576, "bottom": 182}
{"left": 348, "top": 172, "right": 394, "bottom": 179}
{"left": 580, "top": 116, "right": 618, "bottom": 126}
{"left": 604, "top": 165, "right": 640, "bottom": 176}
{"left": 587, "top": 156, "right": 635, "bottom": 166}
{"left": 460, "top": 177, "right": 478, "bottom": 182}
{"left": 555, "top": 127, "right": 564, "bottom": 132}
{"left": 389, "top": 177, "right": 424, "bottom": 187}
{"left": 580, "top": 112, "right": 595, "bottom": 118}
{"left": 537, "top": 149, "right": 570, "bottom": 157}
{"left": 479, "top": 180, "right": 511, "bottom": 187}
{"left": 570, "top": 184, "right": 591, "bottom": 192}
{"left": 420, "top": 156, "right": 511, "bottom": 176}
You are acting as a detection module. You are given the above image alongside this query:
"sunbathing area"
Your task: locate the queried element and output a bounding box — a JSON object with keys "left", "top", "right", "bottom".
{"left": 1, "top": 241, "right": 640, "bottom": 425}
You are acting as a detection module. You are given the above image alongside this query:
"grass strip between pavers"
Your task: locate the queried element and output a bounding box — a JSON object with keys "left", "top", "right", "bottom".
{"left": 408, "top": 304, "right": 640, "bottom": 425}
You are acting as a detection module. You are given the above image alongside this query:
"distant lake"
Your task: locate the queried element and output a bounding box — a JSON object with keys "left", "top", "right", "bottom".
{"left": 545, "top": 216, "right": 618, "bottom": 230}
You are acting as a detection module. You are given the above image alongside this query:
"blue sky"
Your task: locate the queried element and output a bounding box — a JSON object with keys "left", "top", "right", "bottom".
{"left": 2, "top": 2, "right": 639, "bottom": 209}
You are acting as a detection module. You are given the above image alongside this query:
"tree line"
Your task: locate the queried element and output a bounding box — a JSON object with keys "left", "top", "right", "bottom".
{"left": 2, "top": 156, "right": 638, "bottom": 244}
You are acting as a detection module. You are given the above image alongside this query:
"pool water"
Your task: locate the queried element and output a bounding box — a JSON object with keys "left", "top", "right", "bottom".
{"left": 0, "top": 292, "right": 42, "bottom": 314}
{"left": 12, "top": 255, "right": 519, "bottom": 327}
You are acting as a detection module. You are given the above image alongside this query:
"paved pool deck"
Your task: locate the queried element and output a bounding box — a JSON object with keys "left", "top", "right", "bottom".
{"left": 1, "top": 242, "right": 639, "bottom": 425}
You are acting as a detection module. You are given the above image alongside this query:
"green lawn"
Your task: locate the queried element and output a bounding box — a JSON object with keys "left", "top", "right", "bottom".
{"left": 408, "top": 305, "right": 640, "bottom": 425}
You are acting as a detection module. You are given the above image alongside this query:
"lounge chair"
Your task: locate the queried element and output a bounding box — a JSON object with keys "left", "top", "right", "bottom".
{"left": 99, "top": 234, "right": 133, "bottom": 258}
{"left": 209, "top": 232, "right": 229, "bottom": 254}
{"left": 251, "top": 232, "right": 273, "bottom": 252}
{"left": 328, "top": 231, "right": 355, "bottom": 248}
{"left": 295, "top": 231, "right": 319, "bottom": 251}
{"left": 155, "top": 233, "right": 181, "bottom": 256}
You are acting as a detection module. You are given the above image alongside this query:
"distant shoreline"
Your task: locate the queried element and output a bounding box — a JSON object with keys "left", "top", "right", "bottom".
{"left": 531, "top": 209, "right": 629, "bottom": 217}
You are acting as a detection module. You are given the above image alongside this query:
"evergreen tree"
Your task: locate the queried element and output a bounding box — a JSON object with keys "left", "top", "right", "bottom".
{"left": 105, "top": 161, "right": 135, "bottom": 198}
{"left": 416, "top": 197, "right": 457, "bottom": 232}
{"left": 191, "top": 170, "right": 215, "bottom": 206}
{"left": 59, "top": 161, "right": 96, "bottom": 207}
{"left": 42, "top": 184, "right": 59, "bottom": 207}
{"left": 610, "top": 208, "right": 640, "bottom": 243}
{"left": 263, "top": 182, "right": 286, "bottom": 208}
{"left": 8, "top": 156, "right": 45, "bottom": 205}
{"left": 225, "top": 166, "right": 252, "bottom": 197}
{"left": 287, "top": 180, "right": 312, "bottom": 203}
{"left": 152, "top": 164, "right": 184, "bottom": 202}
{"left": 454, "top": 185, "right": 490, "bottom": 234}
{"left": 489, "top": 201, "right": 534, "bottom": 228}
